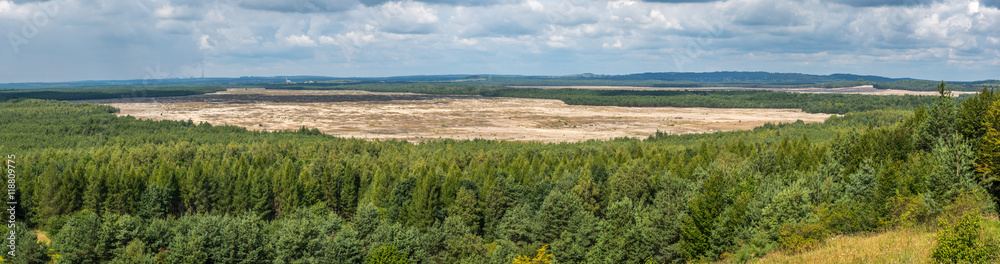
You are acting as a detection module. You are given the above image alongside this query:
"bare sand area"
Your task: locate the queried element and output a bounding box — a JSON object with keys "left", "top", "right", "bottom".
{"left": 507, "top": 85, "right": 976, "bottom": 96}
{"left": 81, "top": 89, "right": 833, "bottom": 143}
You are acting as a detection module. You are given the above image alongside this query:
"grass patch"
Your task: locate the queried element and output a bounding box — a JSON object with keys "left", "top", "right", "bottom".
{"left": 753, "top": 216, "right": 1000, "bottom": 264}
{"left": 35, "top": 230, "right": 51, "bottom": 246}
{"left": 751, "top": 227, "right": 936, "bottom": 263}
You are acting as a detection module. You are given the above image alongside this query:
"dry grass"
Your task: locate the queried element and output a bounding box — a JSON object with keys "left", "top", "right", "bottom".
{"left": 753, "top": 215, "right": 1000, "bottom": 264}
{"left": 752, "top": 228, "right": 937, "bottom": 264}
{"left": 35, "top": 230, "right": 51, "bottom": 245}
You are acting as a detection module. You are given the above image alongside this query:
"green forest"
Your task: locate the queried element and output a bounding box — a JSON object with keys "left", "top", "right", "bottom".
{"left": 0, "top": 86, "right": 226, "bottom": 102}
{"left": 0, "top": 84, "right": 998, "bottom": 263}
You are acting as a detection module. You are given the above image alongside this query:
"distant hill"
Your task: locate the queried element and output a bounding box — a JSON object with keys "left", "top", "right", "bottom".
{"left": 602, "top": 71, "right": 906, "bottom": 84}
{"left": 0, "top": 71, "right": 995, "bottom": 91}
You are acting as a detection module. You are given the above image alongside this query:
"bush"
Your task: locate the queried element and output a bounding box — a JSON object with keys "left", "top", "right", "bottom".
{"left": 931, "top": 212, "right": 998, "bottom": 263}
{"left": 366, "top": 245, "right": 409, "bottom": 264}
{"left": 882, "top": 194, "right": 933, "bottom": 229}
{"left": 512, "top": 245, "right": 553, "bottom": 264}
{"left": 777, "top": 222, "right": 827, "bottom": 253}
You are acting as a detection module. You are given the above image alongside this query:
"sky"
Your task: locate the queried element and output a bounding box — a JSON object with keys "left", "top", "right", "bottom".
{"left": 0, "top": 0, "right": 998, "bottom": 83}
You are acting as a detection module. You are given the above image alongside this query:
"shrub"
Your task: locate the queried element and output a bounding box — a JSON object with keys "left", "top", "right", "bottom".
{"left": 777, "top": 222, "right": 827, "bottom": 253}
{"left": 366, "top": 245, "right": 409, "bottom": 264}
{"left": 882, "top": 194, "right": 933, "bottom": 229}
{"left": 512, "top": 245, "right": 553, "bottom": 264}
{"left": 931, "top": 212, "right": 998, "bottom": 263}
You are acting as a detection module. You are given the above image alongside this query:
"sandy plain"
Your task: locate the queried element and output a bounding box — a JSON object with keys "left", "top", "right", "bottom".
{"left": 83, "top": 89, "right": 835, "bottom": 143}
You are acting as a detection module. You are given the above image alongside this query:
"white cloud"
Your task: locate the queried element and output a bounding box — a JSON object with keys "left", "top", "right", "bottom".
{"left": 318, "top": 35, "right": 337, "bottom": 45}
{"left": 525, "top": 0, "right": 543, "bottom": 11}
{"left": 377, "top": 1, "right": 439, "bottom": 34}
{"left": 199, "top": 34, "right": 213, "bottom": 50}
{"left": 154, "top": 4, "right": 201, "bottom": 20}
{"left": 456, "top": 37, "right": 478, "bottom": 46}
{"left": 547, "top": 35, "right": 568, "bottom": 48}
{"left": 603, "top": 39, "right": 623, "bottom": 49}
{"left": 284, "top": 34, "right": 318, "bottom": 47}
{"left": 0, "top": 1, "right": 14, "bottom": 14}
{"left": 0, "top": 0, "right": 998, "bottom": 82}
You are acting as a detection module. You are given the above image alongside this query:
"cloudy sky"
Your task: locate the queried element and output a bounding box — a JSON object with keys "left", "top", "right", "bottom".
{"left": 0, "top": 0, "right": 997, "bottom": 83}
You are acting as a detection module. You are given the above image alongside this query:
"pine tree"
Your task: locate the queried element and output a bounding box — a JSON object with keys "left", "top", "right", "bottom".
{"left": 481, "top": 173, "right": 519, "bottom": 241}
{"left": 340, "top": 164, "right": 360, "bottom": 218}
{"left": 368, "top": 167, "right": 393, "bottom": 208}
{"left": 915, "top": 82, "right": 958, "bottom": 151}
{"left": 532, "top": 190, "right": 583, "bottom": 243}
{"left": 52, "top": 212, "right": 102, "bottom": 263}
{"left": 219, "top": 214, "right": 274, "bottom": 263}
{"left": 38, "top": 163, "right": 64, "bottom": 219}
{"left": 109, "top": 239, "right": 156, "bottom": 264}
{"left": 355, "top": 202, "right": 382, "bottom": 241}
{"left": 976, "top": 100, "right": 1000, "bottom": 213}
{"left": 59, "top": 163, "right": 86, "bottom": 215}
{"left": 604, "top": 160, "right": 654, "bottom": 207}
{"left": 274, "top": 159, "right": 300, "bottom": 219}
{"left": 272, "top": 208, "right": 341, "bottom": 263}
{"left": 550, "top": 207, "right": 598, "bottom": 264}
{"left": 643, "top": 176, "right": 692, "bottom": 262}
{"left": 387, "top": 177, "right": 416, "bottom": 225}
{"left": 929, "top": 134, "right": 980, "bottom": 204}
{"left": 138, "top": 183, "right": 172, "bottom": 219}
{"left": 495, "top": 204, "right": 533, "bottom": 244}
{"left": 571, "top": 168, "right": 601, "bottom": 215}
{"left": 183, "top": 163, "right": 214, "bottom": 214}
{"left": 409, "top": 171, "right": 440, "bottom": 229}
{"left": 680, "top": 171, "right": 729, "bottom": 261}
{"left": 320, "top": 161, "right": 342, "bottom": 215}
{"left": 298, "top": 164, "right": 323, "bottom": 210}
{"left": 248, "top": 166, "right": 274, "bottom": 220}
{"left": 83, "top": 164, "right": 106, "bottom": 213}
{"left": 447, "top": 187, "right": 481, "bottom": 235}
{"left": 586, "top": 197, "right": 653, "bottom": 264}
{"left": 96, "top": 214, "right": 142, "bottom": 261}
{"left": 326, "top": 227, "right": 365, "bottom": 263}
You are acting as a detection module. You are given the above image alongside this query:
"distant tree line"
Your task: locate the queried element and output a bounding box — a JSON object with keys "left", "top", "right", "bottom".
{"left": 0, "top": 82, "right": 959, "bottom": 115}
{"left": 873, "top": 80, "right": 971, "bottom": 91}
{"left": 0, "top": 86, "right": 226, "bottom": 101}
{"left": 272, "top": 83, "right": 939, "bottom": 114}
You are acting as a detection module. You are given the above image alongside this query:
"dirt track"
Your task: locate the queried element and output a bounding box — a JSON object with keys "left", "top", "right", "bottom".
{"left": 83, "top": 89, "right": 833, "bottom": 143}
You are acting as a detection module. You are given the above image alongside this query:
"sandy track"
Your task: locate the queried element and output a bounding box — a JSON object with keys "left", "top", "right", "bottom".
{"left": 82, "top": 89, "right": 833, "bottom": 143}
